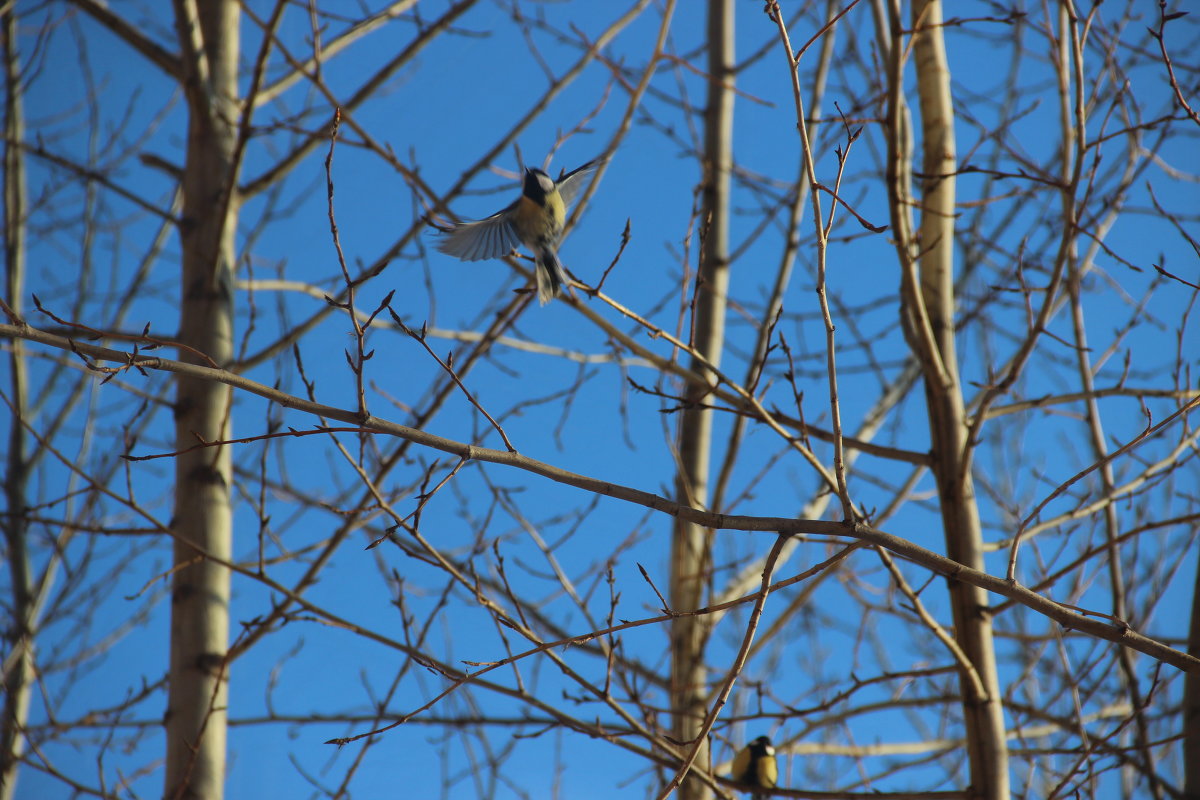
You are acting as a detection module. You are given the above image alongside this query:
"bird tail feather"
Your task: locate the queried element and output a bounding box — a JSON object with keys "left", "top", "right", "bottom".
{"left": 536, "top": 248, "right": 569, "bottom": 305}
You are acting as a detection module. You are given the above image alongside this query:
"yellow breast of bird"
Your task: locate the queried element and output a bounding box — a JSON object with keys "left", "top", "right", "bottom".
{"left": 513, "top": 193, "right": 565, "bottom": 244}
{"left": 543, "top": 191, "right": 566, "bottom": 237}
{"left": 758, "top": 755, "right": 778, "bottom": 787}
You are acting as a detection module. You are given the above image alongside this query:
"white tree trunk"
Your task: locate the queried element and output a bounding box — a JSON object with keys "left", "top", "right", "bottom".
{"left": 671, "top": 1, "right": 733, "bottom": 797}
{"left": 1, "top": 10, "right": 31, "bottom": 800}
{"left": 165, "top": 3, "right": 239, "bottom": 798}
{"left": 909, "top": 1, "right": 1009, "bottom": 795}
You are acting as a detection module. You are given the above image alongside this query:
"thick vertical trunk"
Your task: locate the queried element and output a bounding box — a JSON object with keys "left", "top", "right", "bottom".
{"left": 164, "top": 3, "right": 239, "bottom": 799}
{"left": 909, "top": 2, "right": 1008, "bottom": 797}
{"left": 1, "top": 10, "right": 31, "bottom": 800}
{"left": 1186, "top": 565, "right": 1200, "bottom": 799}
{"left": 670, "top": 1, "right": 732, "bottom": 797}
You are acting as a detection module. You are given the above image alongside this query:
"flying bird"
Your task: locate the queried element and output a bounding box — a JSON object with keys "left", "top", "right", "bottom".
{"left": 436, "top": 158, "right": 603, "bottom": 304}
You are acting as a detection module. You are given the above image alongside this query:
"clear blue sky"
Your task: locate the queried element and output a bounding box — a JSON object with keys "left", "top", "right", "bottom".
{"left": 12, "top": 1, "right": 1199, "bottom": 798}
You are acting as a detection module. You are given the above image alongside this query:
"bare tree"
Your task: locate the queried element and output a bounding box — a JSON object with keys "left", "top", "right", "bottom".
{"left": 2, "top": 2, "right": 1198, "bottom": 799}
{"left": 164, "top": 2, "right": 240, "bottom": 799}
{"left": 886, "top": 2, "right": 1008, "bottom": 795}
{"left": 669, "top": 1, "right": 734, "bottom": 797}
{"left": 1, "top": 7, "right": 31, "bottom": 800}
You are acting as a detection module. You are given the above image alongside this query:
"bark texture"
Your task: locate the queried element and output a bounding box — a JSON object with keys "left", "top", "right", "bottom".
{"left": 670, "top": 1, "right": 733, "bottom": 796}
{"left": 898, "top": 1, "right": 1010, "bottom": 796}
{"left": 165, "top": 3, "right": 239, "bottom": 799}
{"left": 1186, "top": 564, "right": 1200, "bottom": 799}
{"left": 1, "top": 10, "right": 31, "bottom": 800}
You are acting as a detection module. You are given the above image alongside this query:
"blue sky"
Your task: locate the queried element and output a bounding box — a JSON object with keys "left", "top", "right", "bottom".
{"left": 10, "top": 1, "right": 1200, "bottom": 798}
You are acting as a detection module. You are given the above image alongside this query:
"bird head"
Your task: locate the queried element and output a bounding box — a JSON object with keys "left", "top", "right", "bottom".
{"left": 523, "top": 168, "right": 556, "bottom": 202}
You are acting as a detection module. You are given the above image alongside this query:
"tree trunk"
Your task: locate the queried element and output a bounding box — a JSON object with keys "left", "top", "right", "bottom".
{"left": 1, "top": 9, "right": 31, "bottom": 800}
{"left": 908, "top": 1, "right": 1009, "bottom": 796}
{"left": 165, "top": 3, "right": 239, "bottom": 799}
{"left": 1185, "top": 561, "right": 1200, "bottom": 799}
{"left": 670, "top": 1, "right": 732, "bottom": 797}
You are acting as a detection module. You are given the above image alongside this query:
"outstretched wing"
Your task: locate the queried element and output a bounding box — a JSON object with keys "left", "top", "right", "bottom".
{"left": 554, "top": 158, "right": 606, "bottom": 207}
{"left": 436, "top": 201, "right": 522, "bottom": 262}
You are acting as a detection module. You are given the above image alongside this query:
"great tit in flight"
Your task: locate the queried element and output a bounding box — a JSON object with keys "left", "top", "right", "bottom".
{"left": 436, "top": 158, "right": 603, "bottom": 304}
{"left": 731, "top": 736, "right": 778, "bottom": 796}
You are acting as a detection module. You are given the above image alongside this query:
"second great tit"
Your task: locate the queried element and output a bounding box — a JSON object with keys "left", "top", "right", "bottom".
{"left": 436, "top": 159, "right": 602, "bottom": 304}
{"left": 731, "top": 736, "right": 778, "bottom": 796}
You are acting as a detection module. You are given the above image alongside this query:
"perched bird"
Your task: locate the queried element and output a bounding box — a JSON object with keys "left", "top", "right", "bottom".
{"left": 436, "top": 158, "right": 603, "bottom": 304}
{"left": 731, "top": 736, "right": 778, "bottom": 795}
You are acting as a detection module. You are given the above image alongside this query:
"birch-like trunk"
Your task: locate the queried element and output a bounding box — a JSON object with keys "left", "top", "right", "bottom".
{"left": 1, "top": 10, "right": 31, "bottom": 800}
{"left": 164, "top": 3, "right": 239, "bottom": 799}
{"left": 1186, "top": 572, "right": 1200, "bottom": 798}
{"left": 670, "top": 1, "right": 732, "bottom": 797}
{"left": 894, "top": 1, "right": 1009, "bottom": 795}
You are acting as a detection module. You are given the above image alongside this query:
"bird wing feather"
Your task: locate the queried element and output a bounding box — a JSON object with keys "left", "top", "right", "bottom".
{"left": 437, "top": 201, "right": 522, "bottom": 261}
{"left": 554, "top": 158, "right": 605, "bottom": 207}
